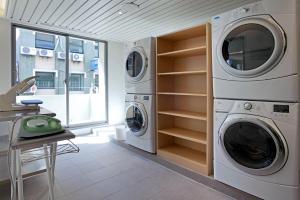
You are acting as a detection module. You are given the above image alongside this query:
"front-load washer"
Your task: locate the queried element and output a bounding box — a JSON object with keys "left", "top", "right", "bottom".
{"left": 125, "top": 37, "right": 156, "bottom": 94}
{"left": 125, "top": 94, "right": 155, "bottom": 153}
{"left": 214, "top": 99, "right": 300, "bottom": 200}
{"left": 212, "top": 0, "right": 300, "bottom": 102}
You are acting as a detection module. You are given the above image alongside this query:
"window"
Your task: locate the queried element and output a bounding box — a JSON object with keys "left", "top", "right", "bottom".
{"left": 70, "top": 38, "right": 84, "bottom": 54}
{"left": 35, "top": 32, "right": 55, "bottom": 50}
{"left": 95, "top": 74, "right": 99, "bottom": 87}
{"left": 35, "top": 72, "right": 55, "bottom": 89}
{"left": 94, "top": 42, "right": 99, "bottom": 58}
{"left": 70, "top": 73, "right": 84, "bottom": 91}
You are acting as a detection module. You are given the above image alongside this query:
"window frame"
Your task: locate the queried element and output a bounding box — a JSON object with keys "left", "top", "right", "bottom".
{"left": 35, "top": 71, "right": 56, "bottom": 89}
{"left": 12, "top": 24, "right": 109, "bottom": 127}
{"left": 69, "top": 38, "right": 84, "bottom": 54}
{"left": 69, "top": 73, "right": 85, "bottom": 91}
{"left": 35, "top": 32, "right": 55, "bottom": 50}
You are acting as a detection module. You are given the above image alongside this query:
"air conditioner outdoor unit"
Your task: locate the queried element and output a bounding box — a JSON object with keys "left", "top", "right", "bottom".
{"left": 72, "top": 53, "right": 84, "bottom": 62}
{"left": 38, "top": 49, "right": 54, "bottom": 57}
{"left": 57, "top": 52, "right": 66, "bottom": 60}
{"left": 20, "top": 46, "right": 36, "bottom": 56}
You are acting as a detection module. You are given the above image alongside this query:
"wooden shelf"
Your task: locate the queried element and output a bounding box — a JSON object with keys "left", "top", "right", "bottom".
{"left": 158, "top": 110, "right": 207, "bottom": 120}
{"left": 157, "top": 92, "right": 207, "bottom": 97}
{"left": 156, "top": 23, "right": 212, "bottom": 175}
{"left": 158, "top": 128, "right": 206, "bottom": 144}
{"left": 158, "top": 144, "right": 206, "bottom": 172}
{"left": 157, "top": 46, "right": 206, "bottom": 57}
{"left": 158, "top": 71, "right": 206, "bottom": 76}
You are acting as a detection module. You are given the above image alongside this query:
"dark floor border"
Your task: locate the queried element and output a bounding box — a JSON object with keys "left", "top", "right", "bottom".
{"left": 111, "top": 139, "right": 261, "bottom": 200}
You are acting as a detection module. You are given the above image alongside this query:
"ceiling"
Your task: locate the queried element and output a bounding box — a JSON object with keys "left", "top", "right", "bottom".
{"left": 5, "top": 0, "right": 256, "bottom": 42}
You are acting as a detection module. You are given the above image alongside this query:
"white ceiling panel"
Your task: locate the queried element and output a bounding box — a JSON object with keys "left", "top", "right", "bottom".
{"left": 6, "top": 0, "right": 257, "bottom": 42}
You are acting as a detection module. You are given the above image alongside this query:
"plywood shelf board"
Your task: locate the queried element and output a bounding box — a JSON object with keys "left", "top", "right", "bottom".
{"left": 159, "top": 24, "right": 207, "bottom": 40}
{"left": 158, "top": 128, "right": 206, "bottom": 144}
{"left": 157, "top": 46, "right": 206, "bottom": 57}
{"left": 158, "top": 110, "right": 207, "bottom": 120}
{"left": 158, "top": 71, "right": 207, "bottom": 76}
{"left": 157, "top": 92, "right": 207, "bottom": 97}
{"left": 157, "top": 144, "right": 207, "bottom": 173}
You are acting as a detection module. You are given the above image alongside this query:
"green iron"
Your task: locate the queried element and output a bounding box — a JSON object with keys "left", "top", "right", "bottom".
{"left": 18, "top": 115, "right": 65, "bottom": 138}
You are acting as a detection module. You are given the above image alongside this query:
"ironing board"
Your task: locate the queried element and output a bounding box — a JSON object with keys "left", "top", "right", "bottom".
{"left": 10, "top": 130, "right": 76, "bottom": 200}
{"left": 0, "top": 108, "right": 55, "bottom": 155}
{"left": 0, "top": 108, "right": 78, "bottom": 200}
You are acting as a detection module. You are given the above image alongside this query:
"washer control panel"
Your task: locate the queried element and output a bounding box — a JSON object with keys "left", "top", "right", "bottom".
{"left": 214, "top": 99, "right": 298, "bottom": 124}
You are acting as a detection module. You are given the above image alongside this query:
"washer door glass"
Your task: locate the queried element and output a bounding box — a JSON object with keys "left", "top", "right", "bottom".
{"left": 221, "top": 119, "right": 287, "bottom": 175}
{"left": 126, "top": 104, "right": 147, "bottom": 136}
{"left": 219, "top": 16, "right": 286, "bottom": 77}
{"left": 223, "top": 24, "right": 274, "bottom": 71}
{"left": 126, "top": 48, "right": 146, "bottom": 81}
{"left": 223, "top": 121, "right": 277, "bottom": 169}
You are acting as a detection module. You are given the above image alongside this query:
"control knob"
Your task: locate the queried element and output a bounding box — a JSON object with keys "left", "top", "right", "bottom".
{"left": 244, "top": 102, "right": 252, "bottom": 110}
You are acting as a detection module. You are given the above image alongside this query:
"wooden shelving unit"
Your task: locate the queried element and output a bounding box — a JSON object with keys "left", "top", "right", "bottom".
{"left": 156, "top": 23, "right": 213, "bottom": 175}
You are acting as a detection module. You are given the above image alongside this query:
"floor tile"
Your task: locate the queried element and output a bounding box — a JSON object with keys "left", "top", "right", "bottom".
{"left": 0, "top": 134, "right": 237, "bottom": 200}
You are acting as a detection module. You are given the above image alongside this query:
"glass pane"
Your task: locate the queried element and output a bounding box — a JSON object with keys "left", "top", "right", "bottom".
{"left": 223, "top": 122, "right": 277, "bottom": 169}
{"left": 68, "top": 37, "right": 106, "bottom": 125}
{"left": 222, "top": 24, "right": 275, "bottom": 71}
{"left": 126, "top": 106, "right": 144, "bottom": 132}
{"left": 35, "top": 32, "right": 55, "bottom": 50}
{"left": 69, "top": 38, "right": 84, "bottom": 54}
{"left": 126, "top": 51, "right": 143, "bottom": 77}
{"left": 15, "top": 28, "right": 67, "bottom": 125}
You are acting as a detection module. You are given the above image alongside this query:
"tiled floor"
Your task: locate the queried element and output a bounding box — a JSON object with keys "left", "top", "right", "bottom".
{"left": 0, "top": 133, "right": 234, "bottom": 200}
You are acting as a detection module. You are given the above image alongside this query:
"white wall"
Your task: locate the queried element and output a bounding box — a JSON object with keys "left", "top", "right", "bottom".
{"left": 0, "top": 18, "right": 11, "bottom": 93}
{"left": 107, "top": 41, "right": 125, "bottom": 125}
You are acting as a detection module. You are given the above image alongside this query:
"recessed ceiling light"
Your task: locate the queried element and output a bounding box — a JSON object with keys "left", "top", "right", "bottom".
{"left": 118, "top": 2, "right": 139, "bottom": 15}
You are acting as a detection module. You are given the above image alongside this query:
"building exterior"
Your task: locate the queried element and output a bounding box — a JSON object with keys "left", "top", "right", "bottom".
{"left": 16, "top": 28, "right": 103, "bottom": 95}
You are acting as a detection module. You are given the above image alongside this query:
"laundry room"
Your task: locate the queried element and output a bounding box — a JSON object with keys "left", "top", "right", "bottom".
{"left": 0, "top": 0, "right": 299, "bottom": 200}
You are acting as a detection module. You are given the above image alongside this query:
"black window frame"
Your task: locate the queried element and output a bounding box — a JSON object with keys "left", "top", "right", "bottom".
{"left": 35, "top": 71, "right": 55, "bottom": 89}
{"left": 35, "top": 32, "right": 55, "bottom": 50}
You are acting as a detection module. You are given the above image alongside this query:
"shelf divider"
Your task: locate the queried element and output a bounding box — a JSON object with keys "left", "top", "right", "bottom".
{"left": 158, "top": 70, "right": 207, "bottom": 76}
{"left": 158, "top": 110, "right": 207, "bottom": 121}
{"left": 158, "top": 128, "right": 207, "bottom": 144}
{"left": 158, "top": 144, "right": 207, "bottom": 173}
{"left": 157, "top": 46, "right": 206, "bottom": 57}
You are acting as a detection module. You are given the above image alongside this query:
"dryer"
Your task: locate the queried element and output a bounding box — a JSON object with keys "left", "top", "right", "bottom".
{"left": 125, "top": 37, "right": 156, "bottom": 94}
{"left": 212, "top": 0, "right": 300, "bottom": 102}
{"left": 214, "top": 99, "right": 300, "bottom": 200}
{"left": 125, "top": 94, "right": 155, "bottom": 153}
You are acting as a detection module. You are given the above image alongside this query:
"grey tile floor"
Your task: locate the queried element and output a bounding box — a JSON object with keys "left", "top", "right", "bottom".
{"left": 0, "top": 134, "right": 234, "bottom": 200}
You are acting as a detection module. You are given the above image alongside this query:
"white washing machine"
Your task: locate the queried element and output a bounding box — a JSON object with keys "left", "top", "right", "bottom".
{"left": 125, "top": 94, "right": 155, "bottom": 153}
{"left": 125, "top": 37, "right": 156, "bottom": 94}
{"left": 214, "top": 99, "right": 300, "bottom": 200}
{"left": 212, "top": 0, "right": 300, "bottom": 102}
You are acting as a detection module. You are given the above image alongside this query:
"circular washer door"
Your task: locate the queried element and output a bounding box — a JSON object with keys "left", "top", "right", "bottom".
{"left": 125, "top": 103, "right": 148, "bottom": 136}
{"left": 219, "top": 115, "right": 288, "bottom": 176}
{"left": 217, "top": 15, "right": 286, "bottom": 78}
{"left": 126, "top": 47, "right": 148, "bottom": 82}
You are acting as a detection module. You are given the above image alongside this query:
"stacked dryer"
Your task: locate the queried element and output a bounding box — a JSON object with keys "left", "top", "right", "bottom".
{"left": 212, "top": 1, "right": 300, "bottom": 200}
{"left": 124, "top": 37, "right": 156, "bottom": 153}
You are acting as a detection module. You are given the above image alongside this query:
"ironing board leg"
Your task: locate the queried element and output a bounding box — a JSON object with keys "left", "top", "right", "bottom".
{"left": 10, "top": 150, "right": 17, "bottom": 200}
{"left": 50, "top": 143, "right": 57, "bottom": 186}
{"left": 44, "top": 144, "right": 54, "bottom": 200}
{"left": 16, "top": 149, "right": 24, "bottom": 200}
